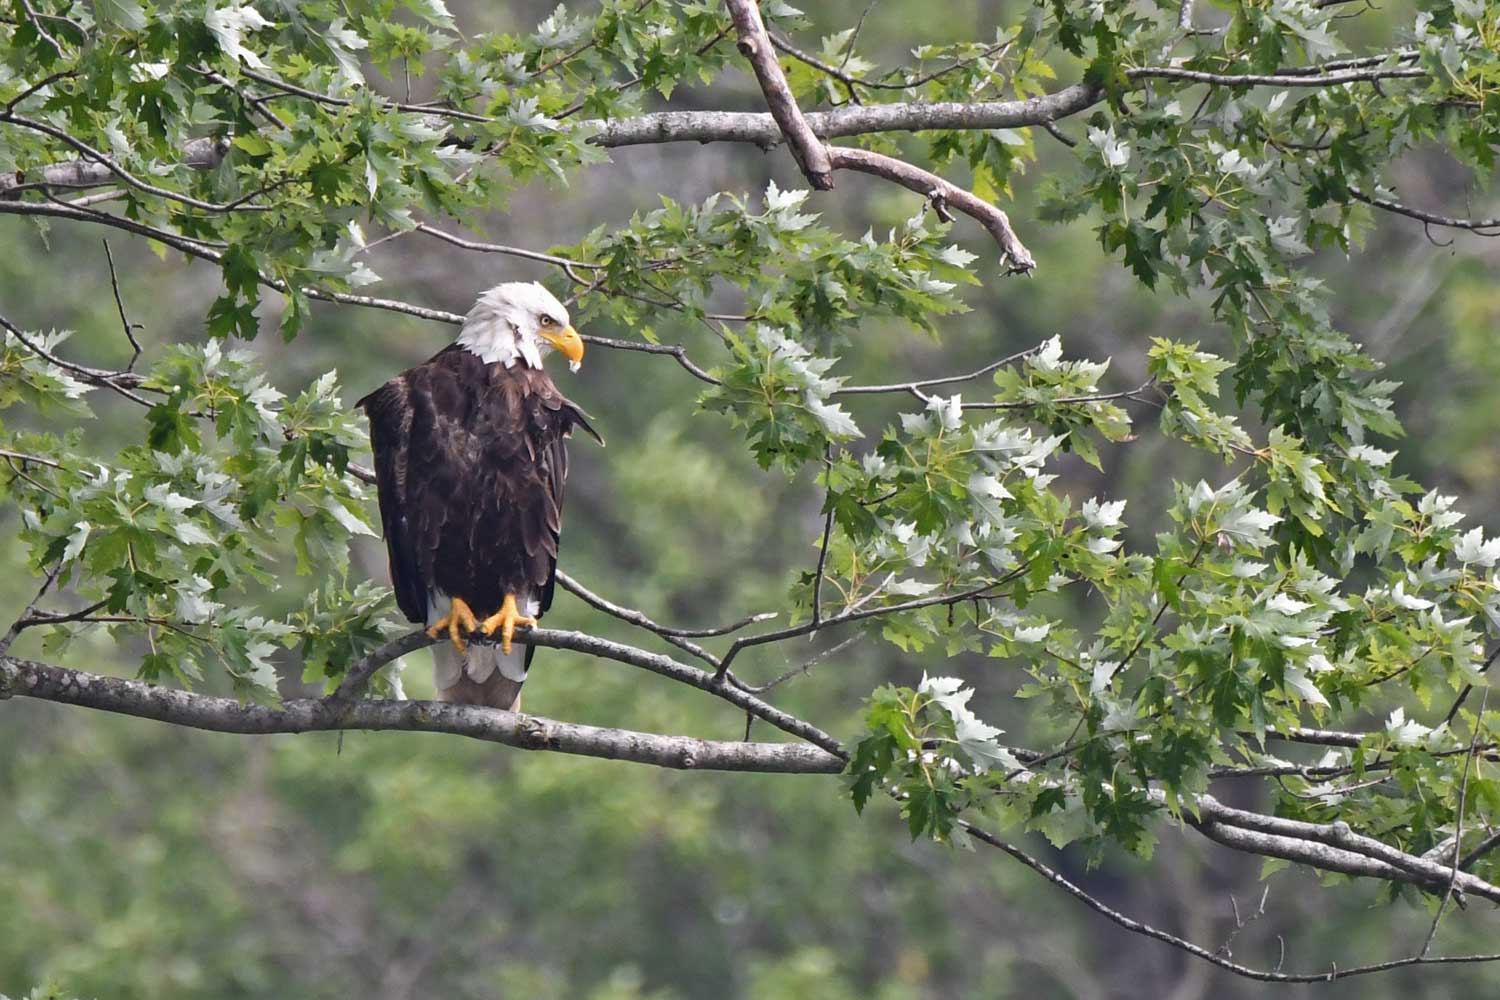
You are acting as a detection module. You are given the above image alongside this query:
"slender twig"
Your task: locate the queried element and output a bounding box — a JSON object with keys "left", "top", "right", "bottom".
{"left": 3, "top": 67, "right": 75, "bottom": 113}
{"left": 16, "top": 0, "right": 64, "bottom": 58}
{"left": 577, "top": 335, "right": 723, "bottom": 385}
{"left": 958, "top": 378, "right": 1158, "bottom": 410}
{"left": 0, "top": 562, "right": 64, "bottom": 658}
{"left": 1215, "top": 886, "right": 1270, "bottom": 958}
{"left": 553, "top": 571, "right": 721, "bottom": 669}
{"left": 1350, "top": 188, "right": 1500, "bottom": 236}
{"left": 240, "top": 67, "right": 492, "bottom": 124}
{"left": 1421, "top": 687, "right": 1489, "bottom": 956}
{"left": 810, "top": 448, "right": 835, "bottom": 626}
{"left": 715, "top": 574, "right": 1020, "bottom": 679}
{"left": 769, "top": 33, "right": 1008, "bottom": 94}
{"left": 834, "top": 345, "right": 1042, "bottom": 396}
{"left": 556, "top": 570, "right": 773, "bottom": 640}
{"left": 740, "top": 634, "right": 863, "bottom": 694}
{"left": 413, "top": 223, "right": 602, "bottom": 270}
{"left": 101, "top": 240, "right": 143, "bottom": 371}
{"left": 1443, "top": 645, "right": 1500, "bottom": 726}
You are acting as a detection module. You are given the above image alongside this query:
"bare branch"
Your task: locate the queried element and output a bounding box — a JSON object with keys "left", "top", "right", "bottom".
{"left": 0, "top": 655, "right": 843, "bottom": 774}
{"left": 101, "top": 240, "right": 143, "bottom": 371}
{"left": 826, "top": 145, "right": 1034, "bottom": 272}
{"left": 715, "top": 575, "right": 1018, "bottom": 679}
{"left": 835, "top": 345, "right": 1043, "bottom": 397}
{"left": 565, "top": 587, "right": 774, "bottom": 638}
{"left": 0, "top": 562, "right": 63, "bottom": 658}
{"left": 725, "top": 0, "right": 834, "bottom": 189}
{"left": 958, "top": 378, "right": 1159, "bottom": 410}
{"left": 1422, "top": 687, "right": 1489, "bottom": 956}
{"left": 239, "top": 66, "right": 493, "bottom": 124}
{"left": 0, "top": 135, "right": 224, "bottom": 199}
{"left": 1350, "top": 187, "right": 1500, "bottom": 236}
{"left": 584, "top": 83, "right": 1102, "bottom": 148}
{"left": 1125, "top": 65, "right": 1427, "bottom": 88}
{"left": 1190, "top": 795, "right": 1500, "bottom": 904}
{"left": 961, "top": 819, "right": 1500, "bottom": 983}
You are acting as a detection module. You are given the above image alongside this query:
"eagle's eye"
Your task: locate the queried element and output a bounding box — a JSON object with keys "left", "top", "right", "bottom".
{"left": 539, "top": 314, "right": 556, "bottom": 327}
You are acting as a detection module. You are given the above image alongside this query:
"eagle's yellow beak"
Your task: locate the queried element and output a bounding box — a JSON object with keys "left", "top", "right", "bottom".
{"left": 542, "top": 325, "right": 585, "bottom": 368}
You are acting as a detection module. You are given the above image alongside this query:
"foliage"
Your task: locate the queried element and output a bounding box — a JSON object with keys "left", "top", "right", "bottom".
{"left": 2, "top": 0, "right": 1500, "bottom": 994}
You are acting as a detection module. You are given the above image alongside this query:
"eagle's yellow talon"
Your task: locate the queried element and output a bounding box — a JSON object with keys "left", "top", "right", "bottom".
{"left": 480, "top": 593, "right": 536, "bottom": 655}
{"left": 426, "top": 596, "right": 479, "bottom": 653}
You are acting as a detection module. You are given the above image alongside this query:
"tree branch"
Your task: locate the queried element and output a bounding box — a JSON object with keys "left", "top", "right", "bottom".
{"left": 1350, "top": 187, "right": 1500, "bottom": 235}
{"left": 961, "top": 818, "right": 1500, "bottom": 983}
{"left": 584, "top": 84, "right": 1102, "bottom": 148}
{"left": 725, "top": 0, "right": 834, "bottom": 189}
{"left": 0, "top": 655, "right": 843, "bottom": 774}
{"left": 825, "top": 145, "right": 1035, "bottom": 272}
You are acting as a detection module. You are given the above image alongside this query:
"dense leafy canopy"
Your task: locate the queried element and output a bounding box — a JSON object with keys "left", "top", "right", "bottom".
{"left": 3, "top": 0, "right": 1500, "bottom": 992}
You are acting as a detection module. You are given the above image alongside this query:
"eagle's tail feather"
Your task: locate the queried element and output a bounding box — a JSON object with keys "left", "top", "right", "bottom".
{"left": 430, "top": 633, "right": 528, "bottom": 710}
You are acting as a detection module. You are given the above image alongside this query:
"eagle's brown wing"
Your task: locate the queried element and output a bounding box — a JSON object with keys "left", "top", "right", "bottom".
{"left": 356, "top": 375, "right": 428, "bottom": 623}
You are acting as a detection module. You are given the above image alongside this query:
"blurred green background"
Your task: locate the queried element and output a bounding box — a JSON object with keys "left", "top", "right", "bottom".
{"left": 3, "top": 1, "right": 1500, "bottom": 997}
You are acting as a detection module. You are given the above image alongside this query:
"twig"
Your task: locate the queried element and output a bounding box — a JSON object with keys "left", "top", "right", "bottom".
{"left": 960, "top": 818, "right": 1500, "bottom": 983}
{"left": 16, "top": 0, "right": 64, "bottom": 58}
{"left": 0, "top": 561, "right": 64, "bottom": 658}
{"left": 1215, "top": 886, "right": 1270, "bottom": 958}
{"left": 3, "top": 67, "right": 75, "bottom": 113}
{"left": 1350, "top": 188, "right": 1500, "bottom": 236}
{"left": 810, "top": 448, "right": 835, "bottom": 626}
{"left": 1421, "top": 687, "right": 1489, "bottom": 956}
{"left": 833, "top": 345, "right": 1042, "bottom": 396}
{"left": 740, "top": 634, "right": 863, "bottom": 694}
{"left": 826, "top": 145, "right": 1035, "bottom": 273}
{"left": 958, "top": 378, "right": 1158, "bottom": 410}
{"left": 556, "top": 569, "right": 773, "bottom": 641}
{"left": 725, "top": 0, "right": 835, "bottom": 189}
{"left": 715, "top": 573, "right": 1021, "bottom": 679}
{"left": 101, "top": 240, "right": 143, "bottom": 371}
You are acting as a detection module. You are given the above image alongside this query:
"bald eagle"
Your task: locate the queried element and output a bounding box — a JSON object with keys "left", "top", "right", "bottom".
{"left": 357, "top": 282, "right": 600, "bottom": 709}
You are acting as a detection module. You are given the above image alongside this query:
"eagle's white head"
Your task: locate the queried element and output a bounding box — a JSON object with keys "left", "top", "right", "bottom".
{"left": 456, "top": 281, "right": 585, "bottom": 372}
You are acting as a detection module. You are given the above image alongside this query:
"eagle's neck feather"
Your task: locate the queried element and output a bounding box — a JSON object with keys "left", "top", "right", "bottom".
{"left": 455, "top": 317, "right": 542, "bottom": 369}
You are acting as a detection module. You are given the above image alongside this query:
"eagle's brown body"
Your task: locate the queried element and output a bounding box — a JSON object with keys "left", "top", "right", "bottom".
{"left": 357, "top": 345, "right": 597, "bottom": 708}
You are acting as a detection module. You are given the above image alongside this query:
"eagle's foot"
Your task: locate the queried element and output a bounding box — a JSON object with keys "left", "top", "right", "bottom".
{"left": 426, "top": 596, "right": 479, "bottom": 653}
{"left": 480, "top": 593, "right": 536, "bottom": 655}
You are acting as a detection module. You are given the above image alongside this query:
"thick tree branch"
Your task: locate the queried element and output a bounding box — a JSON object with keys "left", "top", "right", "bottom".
{"left": 0, "top": 656, "right": 843, "bottom": 774}
{"left": 585, "top": 84, "right": 1102, "bottom": 147}
{"left": 1124, "top": 64, "right": 1427, "bottom": 88}
{"left": 725, "top": 0, "right": 834, "bottom": 190}
{"left": 1190, "top": 795, "right": 1500, "bottom": 904}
